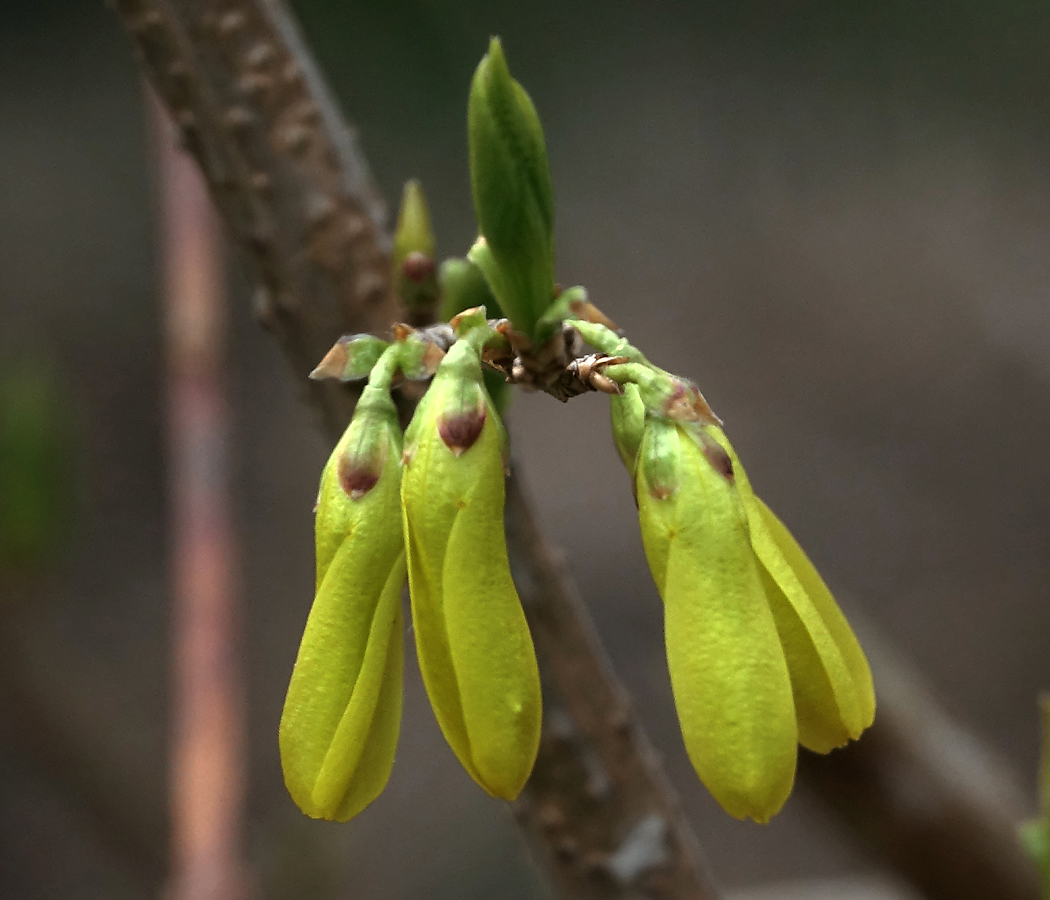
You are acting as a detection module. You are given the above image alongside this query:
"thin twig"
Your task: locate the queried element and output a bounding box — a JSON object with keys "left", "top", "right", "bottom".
{"left": 151, "top": 91, "right": 252, "bottom": 900}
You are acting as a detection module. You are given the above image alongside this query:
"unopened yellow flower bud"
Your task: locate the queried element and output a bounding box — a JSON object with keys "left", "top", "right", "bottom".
{"left": 636, "top": 417, "right": 797, "bottom": 822}
{"left": 280, "top": 374, "right": 405, "bottom": 822}
{"left": 401, "top": 341, "right": 541, "bottom": 799}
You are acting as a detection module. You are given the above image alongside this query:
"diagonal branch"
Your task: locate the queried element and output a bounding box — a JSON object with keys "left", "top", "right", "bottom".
{"left": 112, "top": 3, "right": 1040, "bottom": 900}
{"left": 112, "top": 0, "right": 399, "bottom": 436}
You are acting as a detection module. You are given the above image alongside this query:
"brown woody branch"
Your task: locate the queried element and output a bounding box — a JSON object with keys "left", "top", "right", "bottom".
{"left": 112, "top": 3, "right": 1041, "bottom": 900}
{"left": 112, "top": 0, "right": 400, "bottom": 437}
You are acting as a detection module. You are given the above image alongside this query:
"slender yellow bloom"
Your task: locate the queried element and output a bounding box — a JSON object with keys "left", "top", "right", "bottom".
{"left": 280, "top": 375, "right": 405, "bottom": 822}
{"left": 709, "top": 427, "right": 875, "bottom": 752}
{"left": 636, "top": 418, "right": 797, "bottom": 822}
{"left": 401, "top": 340, "right": 542, "bottom": 799}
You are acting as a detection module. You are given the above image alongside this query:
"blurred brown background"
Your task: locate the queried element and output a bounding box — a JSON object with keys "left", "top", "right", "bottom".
{"left": 0, "top": 1, "right": 1047, "bottom": 898}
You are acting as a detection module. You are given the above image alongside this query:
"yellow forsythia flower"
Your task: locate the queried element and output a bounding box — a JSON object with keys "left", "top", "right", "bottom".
{"left": 615, "top": 380, "right": 875, "bottom": 822}
{"left": 280, "top": 377, "right": 405, "bottom": 821}
{"left": 636, "top": 416, "right": 797, "bottom": 822}
{"left": 401, "top": 340, "right": 542, "bottom": 799}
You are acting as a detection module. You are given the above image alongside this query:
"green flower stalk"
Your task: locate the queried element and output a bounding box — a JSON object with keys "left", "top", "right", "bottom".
{"left": 280, "top": 349, "right": 406, "bottom": 821}
{"left": 401, "top": 338, "right": 542, "bottom": 799}
{"left": 467, "top": 38, "right": 556, "bottom": 337}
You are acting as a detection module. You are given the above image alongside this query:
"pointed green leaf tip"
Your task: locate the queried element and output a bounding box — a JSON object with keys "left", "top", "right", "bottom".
{"left": 280, "top": 378, "right": 405, "bottom": 822}
{"left": 401, "top": 341, "right": 541, "bottom": 799}
{"left": 467, "top": 37, "right": 556, "bottom": 338}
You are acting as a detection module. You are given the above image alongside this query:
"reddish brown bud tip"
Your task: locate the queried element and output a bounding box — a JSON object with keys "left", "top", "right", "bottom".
{"left": 310, "top": 342, "right": 348, "bottom": 380}
{"left": 438, "top": 406, "right": 487, "bottom": 455}
{"left": 337, "top": 453, "right": 381, "bottom": 499}
{"left": 392, "top": 323, "right": 414, "bottom": 342}
{"left": 449, "top": 306, "right": 488, "bottom": 331}
{"left": 568, "top": 298, "right": 618, "bottom": 331}
{"left": 402, "top": 251, "right": 436, "bottom": 283}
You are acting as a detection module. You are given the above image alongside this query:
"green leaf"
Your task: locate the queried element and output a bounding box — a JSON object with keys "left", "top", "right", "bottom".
{"left": 467, "top": 38, "right": 556, "bottom": 336}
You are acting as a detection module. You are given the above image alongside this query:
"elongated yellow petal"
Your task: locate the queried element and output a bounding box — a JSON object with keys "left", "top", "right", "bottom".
{"left": 310, "top": 556, "right": 405, "bottom": 820}
{"left": 757, "top": 497, "right": 876, "bottom": 732}
{"left": 639, "top": 422, "right": 797, "bottom": 822}
{"left": 707, "top": 428, "right": 869, "bottom": 752}
{"left": 443, "top": 469, "right": 541, "bottom": 799}
{"left": 280, "top": 488, "right": 404, "bottom": 820}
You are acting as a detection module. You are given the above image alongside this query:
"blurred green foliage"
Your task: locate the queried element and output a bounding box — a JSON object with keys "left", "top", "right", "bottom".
{"left": 0, "top": 359, "right": 75, "bottom": 573}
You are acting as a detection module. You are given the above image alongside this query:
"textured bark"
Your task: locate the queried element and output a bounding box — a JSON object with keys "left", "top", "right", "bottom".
{"left": 112, "top": 0, "right": 400, "bottom": 437}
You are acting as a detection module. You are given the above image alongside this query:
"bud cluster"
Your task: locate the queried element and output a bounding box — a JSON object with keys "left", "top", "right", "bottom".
{"left": 279, "top": 38, "right": 874, "bottom": 825}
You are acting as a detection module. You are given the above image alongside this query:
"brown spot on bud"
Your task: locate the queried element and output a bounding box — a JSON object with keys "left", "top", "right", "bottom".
{"left": 701, "top": 442, "right": 734, "bottom": 482}
{"left": 337, "top": 454, "right": 381, "bottom": 499}
{"left": 438, "top": 406, "right": 487, "bottom": 455}
{"left": 402, "top": 251, "right": 435, "bottom": 283}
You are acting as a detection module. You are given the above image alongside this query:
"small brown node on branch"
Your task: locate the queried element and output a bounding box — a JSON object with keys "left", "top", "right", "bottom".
{"left": 538, "top": 803, "right": 566, "bottom": 831}
{"left": 245, "top": 41, "right": 276, "bottom": 70}
{"left": 556, "top": 837, "right": 580, "bottom": 861}
{"left": 216, "top": 10, "right": 247, "bottom": 36}
{"left": 237, "top": 72, "right": 271, "bottom": 99}
{"left": 280, "top": 124, "right": 310, "bottom": 154}
{"left": 280, "top": 62, "right": 302, "bottom": 86}
{"left": 130, "top": 9, "right": 162, "bottom": 33}
{"left": 223, "top": 106, "right": 255, "bottom": 131}
{"left": 305, "top": 193, "right": 336, "bottom": 227}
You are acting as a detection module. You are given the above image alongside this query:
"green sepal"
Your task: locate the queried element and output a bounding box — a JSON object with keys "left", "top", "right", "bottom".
{"left": 637, "top": 419, "right": 797, "bottom": 823}
{"left": 401, "top": 341, "right": 539, "bottom": 798}
{"left": 467, "top": 38, "right": 556, "bottom": 337}
{"left": 610, "top": 383, "right": 646, "bottom": 479}
{"left": 310, "top": 334, "right": 391, "bottom": 383}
